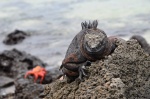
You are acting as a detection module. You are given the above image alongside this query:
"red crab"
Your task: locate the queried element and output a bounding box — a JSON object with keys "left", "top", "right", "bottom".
{"left": 24, "top": 66, "right": 47, "bottom": 83}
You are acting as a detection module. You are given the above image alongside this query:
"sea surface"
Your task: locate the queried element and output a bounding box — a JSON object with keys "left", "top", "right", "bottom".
{"left": 0, "top": 0, "right": 150, "bottom": 70}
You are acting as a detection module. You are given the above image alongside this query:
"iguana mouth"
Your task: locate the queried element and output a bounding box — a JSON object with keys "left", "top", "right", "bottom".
{"left": 85, "top": 42, "right": 105, "bottom": 54}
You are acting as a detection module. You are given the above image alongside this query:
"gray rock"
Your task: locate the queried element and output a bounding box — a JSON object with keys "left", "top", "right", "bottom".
{"left": 0, "top": 76, "right": 14, "bottom": 88}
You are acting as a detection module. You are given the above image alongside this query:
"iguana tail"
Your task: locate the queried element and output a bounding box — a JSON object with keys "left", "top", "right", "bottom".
{"left": 130, "top": 35, "right": 150, "bottom": 54}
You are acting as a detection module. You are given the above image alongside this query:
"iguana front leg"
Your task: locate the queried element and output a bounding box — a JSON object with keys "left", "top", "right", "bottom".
{"left": 78, "top": 61, "right": 91, "bottom": 81}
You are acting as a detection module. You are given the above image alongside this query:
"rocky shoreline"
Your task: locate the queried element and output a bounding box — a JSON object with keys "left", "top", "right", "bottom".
{"left": 0, "top": 32, "right": 150, "bottom": 99}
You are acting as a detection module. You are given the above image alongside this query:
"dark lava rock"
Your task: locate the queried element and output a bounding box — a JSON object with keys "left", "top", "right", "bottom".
{"left": 0, "top": 49, "right": 47, "bottom": 77}
{"left": 0, "top": 49, "right": 55, "bottom": 99}
{"left": 14, "top": 73, "right": 44, "bottom": 99}
{"left": 3, "top": 30, "right": 30, "bottom": 45}
{"left": 42, "top": 39, "right": 150, "bottom": 99}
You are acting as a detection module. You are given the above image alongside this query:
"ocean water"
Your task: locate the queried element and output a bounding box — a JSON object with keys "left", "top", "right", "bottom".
{"left": 0, "top": 0, "right": 150, "bottom": 69}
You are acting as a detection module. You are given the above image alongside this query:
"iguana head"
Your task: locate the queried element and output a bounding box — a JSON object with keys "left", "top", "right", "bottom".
{"left": 81, "top": 20, "right": 108, "bottom": 53}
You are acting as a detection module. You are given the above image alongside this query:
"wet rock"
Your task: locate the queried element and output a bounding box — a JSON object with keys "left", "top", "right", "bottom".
{"left": 42, "top": 39, "right": 150, "bottom": 99}
{"left": 0, "top": 49, "right": 54, "bottom": 98}
{"left": 0, "top": 76, "right": 14, "bottom": 88}
{"left": 3, "top": 30, "right": 30, "bottom": 45}
{"left": 0, "top": 85, "right": 15, "bottom": 96}
{"left": 15, "top": 75, "right": 44, "bottom": 99}
{"left": 46, "top": 67, "right": 63, "bottom": 81}
{"left": 42, "top": 71, "right": 53, "bottom": 84}
{"left": 0, "top": 76, "right": 15, "bottom": 97}
{"left": 0, "top": 49, "right": 47, "bottom": 77}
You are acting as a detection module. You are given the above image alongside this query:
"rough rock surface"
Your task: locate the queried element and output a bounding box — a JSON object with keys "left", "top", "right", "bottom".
{"left": 3, "top": 30, "right": 30, "bottom": 45}
{"left": 42, "top": 39, "right": 150, "bottom": 99}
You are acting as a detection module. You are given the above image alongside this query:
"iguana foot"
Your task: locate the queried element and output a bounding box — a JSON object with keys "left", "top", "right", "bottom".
{"left": 78, "top": 61, "right": 91, "bottom": 81}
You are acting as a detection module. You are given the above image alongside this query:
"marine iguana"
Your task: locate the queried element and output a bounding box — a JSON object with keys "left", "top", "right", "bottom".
{"left": 60, "top": 20, "right": 117, "bottom": 82}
